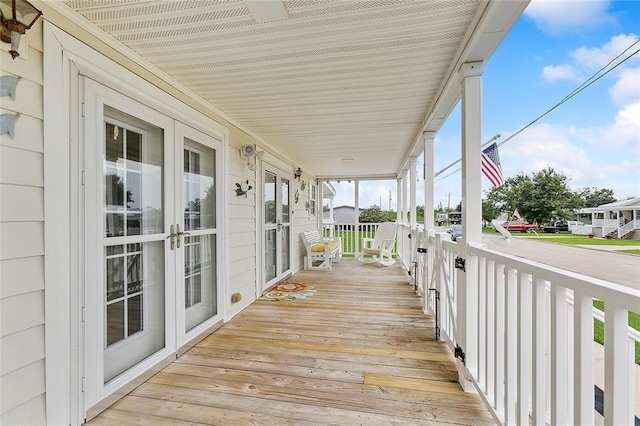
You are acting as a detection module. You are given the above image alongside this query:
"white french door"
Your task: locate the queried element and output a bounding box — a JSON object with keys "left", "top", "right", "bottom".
{"left": 82, "top": 78, "right": 223, "bottom": 412}
{"left": 262, "top": 163, "right": 292, "bottom": 292}
{"left": 175, "top": 123, "right": 222, "bottom": 336}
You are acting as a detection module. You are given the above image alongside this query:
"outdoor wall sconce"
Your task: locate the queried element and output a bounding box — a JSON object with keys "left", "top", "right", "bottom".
{"left": 294, "top": 167, "right": 302, "bottom": 181}
{"left": 235, "top": 180, "right": 252, "bottom": 197}
{"left": 0, "top": 0, "right": 43, "bottom": 59}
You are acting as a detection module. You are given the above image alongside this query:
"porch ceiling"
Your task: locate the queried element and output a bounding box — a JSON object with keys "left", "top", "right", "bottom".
{"left": 61, "top": 0, "right": 526, "bottom": 180}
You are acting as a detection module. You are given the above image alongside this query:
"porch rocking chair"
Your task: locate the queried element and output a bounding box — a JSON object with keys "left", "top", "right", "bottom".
{"left": 301, "top": 230, "right": 341, "bottom": 270}
{"left": 358, "top": 222, "right": 397, "bottom": 266}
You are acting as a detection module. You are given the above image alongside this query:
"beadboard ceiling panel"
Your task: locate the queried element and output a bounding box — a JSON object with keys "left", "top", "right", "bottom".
{"left": 62, "top": 0, "right": 526, "bottom": 179}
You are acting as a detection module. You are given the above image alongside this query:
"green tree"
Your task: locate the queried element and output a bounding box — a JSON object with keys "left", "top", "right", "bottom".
{"left": 577, "top": 187, "right": 616, "bottom": 208}
{"left": 359, "top": 205, "right": 388, "bottom": 223}
{"left": 485, "top": 167, "right": 584, "bottom": 224}
{"left": 482, "top": 199, "right": 498, "bottom": 223}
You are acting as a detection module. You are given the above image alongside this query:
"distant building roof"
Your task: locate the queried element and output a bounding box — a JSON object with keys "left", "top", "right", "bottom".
{"left": 588, "top": 197, "right": 640, "bottom": 211}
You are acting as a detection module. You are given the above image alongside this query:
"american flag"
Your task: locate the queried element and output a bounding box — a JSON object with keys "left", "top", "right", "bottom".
{"left": 481, "top": 142, "right": 504, "bottom": 187}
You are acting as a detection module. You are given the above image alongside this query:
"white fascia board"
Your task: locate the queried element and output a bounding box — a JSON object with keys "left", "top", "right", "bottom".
{"left": 396, "top": 0, "right": 530, "bottom": 174}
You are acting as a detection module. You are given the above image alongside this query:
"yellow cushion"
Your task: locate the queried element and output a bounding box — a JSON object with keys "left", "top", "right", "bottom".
{"left": 310, "top": 239, "right": 340, "bottom": 253}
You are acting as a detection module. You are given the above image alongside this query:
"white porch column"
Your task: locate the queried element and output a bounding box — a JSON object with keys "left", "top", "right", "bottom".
{"left": 396, "top": 178, "right": 403, "bottom": 224}
{"left": 457, "top": 61, "right": 483, "bottom": 391}
{"left": 423, "top": 132, "right": 435, "bottom": 230}
{"left": 409, "top": 157, "right": 418, "bottom": 228}
{"left": 355, "top": 180, "right": 360, "bottom": 255}
{"left": 402, "top": 169, "right": 409, "bottom": 224}
{"left": 318, "top": 179, "right": 324, "bottom": 230}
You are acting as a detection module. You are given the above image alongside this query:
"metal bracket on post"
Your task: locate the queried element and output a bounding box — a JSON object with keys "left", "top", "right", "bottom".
{"left": 454, "top": 256, "right": 465, "bottom": 271}
{"left": 410, "top": 260, "right": 418, "bottom": 293}
{"left": 455, "top": 344, "right": 466, "bottom": 365}
{"left": 427, "top": 288, "right": 440, "bottom": 341}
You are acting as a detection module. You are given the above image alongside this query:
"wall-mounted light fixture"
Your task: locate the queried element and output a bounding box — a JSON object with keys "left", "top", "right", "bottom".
{"left": 0, "top": 0, "right": 43, "bottom": 59}
{"left": 294, "top": 167, "right": 302, "bottom": 181}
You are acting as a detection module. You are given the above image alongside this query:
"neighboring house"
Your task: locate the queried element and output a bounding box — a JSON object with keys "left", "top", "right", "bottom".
{"left": 322, "top": 205, "right": 359, "bottom": 224}
{"left": 2, "top": 2, "right": 635, "bottom": 426}
{"left": 588, "top": 197, "right": 640, "bottom": 239}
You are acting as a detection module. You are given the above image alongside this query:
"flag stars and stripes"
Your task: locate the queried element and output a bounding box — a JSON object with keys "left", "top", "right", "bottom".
{"left": 481, "top": 142, "right": 504, "bottom": 187}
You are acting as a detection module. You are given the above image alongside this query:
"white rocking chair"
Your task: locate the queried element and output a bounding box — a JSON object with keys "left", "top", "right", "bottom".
{"left": 358, "top": 222, "right": 396, "bottom": 266}
{"left": 301, "top": 230, "right": 341, "bottom": 270}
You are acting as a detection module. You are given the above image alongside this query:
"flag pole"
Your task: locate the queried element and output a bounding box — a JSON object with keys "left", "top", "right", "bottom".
{"left": 434, "top": 134, "right": 501, "bottom": 177}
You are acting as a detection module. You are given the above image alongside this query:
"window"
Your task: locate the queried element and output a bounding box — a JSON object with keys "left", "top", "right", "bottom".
{"left": 308, "top": 182, "right": 317, "bottom": 215}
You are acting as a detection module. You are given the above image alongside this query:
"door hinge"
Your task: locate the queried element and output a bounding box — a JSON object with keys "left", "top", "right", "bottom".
{"left": 81, "top": 171, "right": 85, "bottom": 186}
{"left": 454, "top": 256, "right": 466, "bottom": 271}
{"left": 81, "top": 102, "right": 85, "bottom": 117}
{"left": 82, "top": 376, "right": 85, "bottom": 392}
{"left": 81, "top": 306, "right": 85, "bottom": 322}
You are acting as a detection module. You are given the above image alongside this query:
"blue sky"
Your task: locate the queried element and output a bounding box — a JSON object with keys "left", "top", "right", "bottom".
{"left": 332, "top": 0, "right": 640, "bottom": 210}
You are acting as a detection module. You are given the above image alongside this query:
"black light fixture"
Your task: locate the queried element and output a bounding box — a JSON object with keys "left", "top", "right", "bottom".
{"left": 294, "top": 167, "right": 302, "bottom": 181}
{"left": 0, "top": 0, "right": 42, "bottom": 59}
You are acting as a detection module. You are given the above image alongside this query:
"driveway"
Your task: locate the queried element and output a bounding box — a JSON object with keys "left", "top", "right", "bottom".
{"left": 481, "top": 235, "right": 640, "bottom": 291}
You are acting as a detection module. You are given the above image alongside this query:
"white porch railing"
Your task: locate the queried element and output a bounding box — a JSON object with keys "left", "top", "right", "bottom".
{"left": 618, "top": 219, "right": 640, "bottom": 238}
{"left": 408, "top": 224, "right": 639, "bottom": 425}
{"left": 322, "top": 222, "right": 397, "bottom": 257}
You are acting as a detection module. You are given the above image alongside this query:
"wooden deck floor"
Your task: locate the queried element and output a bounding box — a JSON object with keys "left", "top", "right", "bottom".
{"left": 90, "top": 260, "right": 494, "bottom": 425}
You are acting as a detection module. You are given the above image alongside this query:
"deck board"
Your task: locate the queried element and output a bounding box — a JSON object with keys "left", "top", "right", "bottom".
{"left": 89, "top": 260, "right": 494, "bottom": 425}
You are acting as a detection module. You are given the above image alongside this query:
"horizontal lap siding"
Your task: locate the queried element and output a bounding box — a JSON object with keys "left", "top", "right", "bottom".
{"left": 0, "top": 22, "right": 46, "bottom": 423}
{"left": 227, "top": 129, "right": 258, "bottom": 318}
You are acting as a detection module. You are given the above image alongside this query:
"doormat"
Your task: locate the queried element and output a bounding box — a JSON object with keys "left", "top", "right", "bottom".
{"left": 259, "top": 282, "right": 316, "bottom": 301}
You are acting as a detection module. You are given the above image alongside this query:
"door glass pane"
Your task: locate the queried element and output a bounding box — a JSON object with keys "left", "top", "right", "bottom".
{"left": 265, "top": 229, "right": 277, "bottom": 281}
{"left": 265, "top": 171, "right": 276, "bottom": 224}
{"left": 183, "top": 139, "right": 216, "bottom": 231}
{"left": 281, "top": 178, "right": 290, "bottom": 223}
{"left": 185, "top": 234, "right": 217, "bottom": 331}
{"left": 103, "top": 106, "right": 165, "bottom": 384}
{"left": 281, "top": 226, "right": 290, "bottom": 272}
{"left": 104, "top": 107, "right": 164, "bottom": 237}
{"left": 104, "top": 241, "right": 164, "bottom": 383}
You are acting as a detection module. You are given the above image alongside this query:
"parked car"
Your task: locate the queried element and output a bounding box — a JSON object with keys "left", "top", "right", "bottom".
{"left": 447, "top": 225, "right": 462, "bottom": 241}
{"left": 498, "top": 221, "right": 537, "bottom": 233}
{"left": 542, "top": 220, "right": 569, "bottom": 233}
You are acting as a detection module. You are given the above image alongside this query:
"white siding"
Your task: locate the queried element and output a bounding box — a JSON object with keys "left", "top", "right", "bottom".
{"left": 227, "top": 129, "right": 258, "bottom": 317}
{"left": 0, "top": 21, "right": 46, "bottom": 424}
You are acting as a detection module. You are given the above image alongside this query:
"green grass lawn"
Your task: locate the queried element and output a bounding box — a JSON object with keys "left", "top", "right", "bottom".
{"left": 593, "top": 301, "right": 640, "bottom": 364}
{"left": 515, "top": 234, "right": 640, "bottom": 245}
{"left": 618, "top": 249, "right": 640, "bottom": 255}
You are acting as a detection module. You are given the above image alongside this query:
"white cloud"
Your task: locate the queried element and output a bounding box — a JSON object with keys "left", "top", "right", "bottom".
{"left": 571, "top": 34, "right": 640, "bottom": 70}
{"left": 524, "top": 0, "right": 615, "bottom": 36}
{"left": 498, "top": 119, "right": 639, "bottom": 198}
{"left": 542, "top": 64, "right": 580, "bottom": 82}
{"left": 576, "top": 101, "right": 640, "bottom": 147}
{"left": 609, "top": 66, "right": 640, "bottom": 107}
{"left": 541, "top": 34, "right": 640, "bottom": 107}
{"left": 502, "top": 123, "right": 594, "bottom": 183}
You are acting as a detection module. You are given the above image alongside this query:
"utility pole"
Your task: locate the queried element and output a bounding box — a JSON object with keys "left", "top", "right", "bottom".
{"left": 388, "top": 190, "right": 392, "bottom": 212}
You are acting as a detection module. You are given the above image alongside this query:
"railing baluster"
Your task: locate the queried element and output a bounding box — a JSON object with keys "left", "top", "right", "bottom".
{"left": 531, "top": 277, "right": 547, "bottom": 425}
{"left": 573, "top": 290, "right": 593, "bottom": 425}
{"left": 494, "top": 263, "right": 505, "bottom": 415}
{"left": 551, "top": 284, "right": 569, "bottom": 425}
{"left": 486, "top": 259, "right": 495, "bottom": 405}
{"left": 517, "top": 270, "right": 531, "bottom": 425}
{"left": 505, "top": 267, "right": 518, "bottom": 424}
{"left": 478, "top": 257, "right": 487, "bottom": 390}
{"left": 604, "top": 304, "right": 632, "bottom": 425}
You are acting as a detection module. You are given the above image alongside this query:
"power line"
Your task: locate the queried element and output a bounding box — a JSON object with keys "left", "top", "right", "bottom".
{"left": 435, "top": 39, "right": 640, "bottom": 183}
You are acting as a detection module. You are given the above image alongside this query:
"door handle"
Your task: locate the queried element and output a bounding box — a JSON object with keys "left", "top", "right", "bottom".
{"left": 175, "top": 224, "right": 191, "bottom": 249}
{"left": 166, "top": 224, "right": 175, "bottom": 250}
